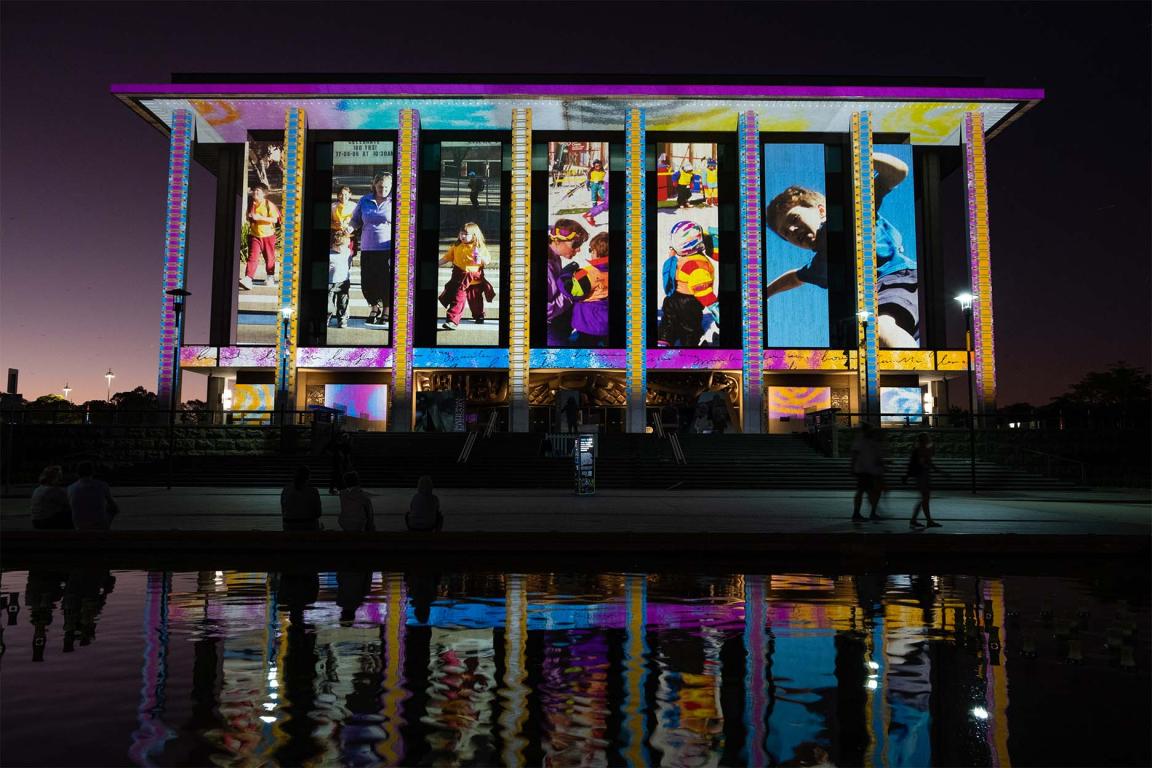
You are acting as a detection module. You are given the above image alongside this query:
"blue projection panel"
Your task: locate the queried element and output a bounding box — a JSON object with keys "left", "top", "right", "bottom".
{"left": 763, "top": 144, "right": 829, "bottom": 347}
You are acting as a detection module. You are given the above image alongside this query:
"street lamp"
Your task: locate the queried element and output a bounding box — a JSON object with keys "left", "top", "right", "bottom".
{"left": 165, "top": 288, "right": 191, "bottom": 490}
{"left": 63, "top": 383, "right": 72, "bottom": 402}
{"left": 105, "top": 368, "right": 115, "bottom": 402}
{"left": 857, "top": 310, "right": 873, "bottom": 426}
{"left": 279, "top": 306, "right": 294, "bottom": 425}
{"left": 955, "top": 292, "right": 977, "bottom": 494}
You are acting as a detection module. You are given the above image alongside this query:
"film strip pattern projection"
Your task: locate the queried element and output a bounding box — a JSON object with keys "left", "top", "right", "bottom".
{"left": 964, "top": 112, "right": 996, "bottom": 410}
{"left": 392, "top": 109, "right": 420, "bottom": 419}
{"left": 625, "top": 109, "right": 647, "bottom": 431}
{"left": 276, "top": 108, "right": 306, "bottom": 402}
{"left": 851, "top": 111, "right": 880, "bottom": 416}
{"left": 508, "top": 109, "right": 532, "bottom": 427}
{"left": 156, "top": 109, "right": 193, "bottom": 408}
{"left": 501, "top": 574, "right": 529, "bottom": 765}
{"left": 738, "top": 110, "right": 763, "bottom": 432}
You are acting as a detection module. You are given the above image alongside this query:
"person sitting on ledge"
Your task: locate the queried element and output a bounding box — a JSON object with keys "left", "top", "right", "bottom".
{"left": 406, "top": 475, "right": 443, "bottom": 532}
{"left": 338, "top": 471, "right": 375, "bottom": 532}
{"left": 281, "top": 465, "right": 323, "bottom": 531}
{"left": 68, "top": 461, "right": 119, "bottom": 531}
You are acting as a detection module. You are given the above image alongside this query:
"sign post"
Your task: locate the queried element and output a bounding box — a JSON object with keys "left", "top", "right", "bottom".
{"left": 575, "top": 433, "right": 596, "bottom": 495}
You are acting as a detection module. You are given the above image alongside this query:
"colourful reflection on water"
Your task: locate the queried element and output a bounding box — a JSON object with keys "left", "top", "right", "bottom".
{"left": 1, "top": 569, "right": 1148, "bottom": 767}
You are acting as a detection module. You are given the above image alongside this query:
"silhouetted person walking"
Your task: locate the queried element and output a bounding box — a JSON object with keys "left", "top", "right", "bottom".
{"left": 850, "top": 424, "right": 885, "bottom": 522}
{"left": 904, "top": 434, "right": 947, "bottom": 528}
{"left": 407, "top": 475, "right": 443, "bottom": 532}
{"left": 562, "top": 396, "right": 579, "bottom": 433}
{"left": 327, "top": 431, "right": 353, "bottom": 495}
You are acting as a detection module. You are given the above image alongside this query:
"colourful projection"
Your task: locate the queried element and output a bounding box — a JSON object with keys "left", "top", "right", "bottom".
{"left": 545, "top": 141, "right": 610, "bottom": 347}
{"left": 655, "top": 142, "right": 720, "bottom": 348}
{"left": 872, "top": 144, "right": 920, "bottom": 349}
{"left": 327, "top": 140, "right": 395, "bottom": 345}
{"left": 768, "top": 386, "right": 831, "bottom": 424}
{"left": 881, "top": 386, "right": 924, "bottom": 424}
{"left": 324, "top": 384, "right": 388, "bottom": 425}
{"left": 435, "top": 141, "right": 502, "bottom": 346}
{"left": 231, "top": 383, "right": 275, "bottom": 411}
{"left": 763, "top": 143, "right": 829, "bottom": 347}
{"left": 236, "top": 139, "right": 285, "bottom": 345}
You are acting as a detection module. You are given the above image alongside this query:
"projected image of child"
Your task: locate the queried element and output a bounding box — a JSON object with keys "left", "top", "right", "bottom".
{"left": 658, "top": 221, "right": 720, "bottom": 347}
{"left": 239, "top": 182, "right": 281, "bottom": 291}
{"left": 569, "top": 232, "right": 609, "bottom": 347}
{"left": 545, "top": 219, "right": 587, "bottom": 346}
{"left": 765, "top": 152, "right": 917, "bottom": 348}
{"left": 328, "top": 230, "right": 353, "bottom": 328}
{"left": 438, "top": 222, "right": 493, "bottom": 331}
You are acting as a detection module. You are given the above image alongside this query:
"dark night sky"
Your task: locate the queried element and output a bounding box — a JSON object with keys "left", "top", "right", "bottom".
{"left": 1, "top": 1, "right": 1148, "bottom": 404}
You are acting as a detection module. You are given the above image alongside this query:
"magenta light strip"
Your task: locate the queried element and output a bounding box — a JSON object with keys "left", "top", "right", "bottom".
{"left": 739, "top": 110, "right": 763, "bottom": 432}
{"left": 112, "top": 82, "right": 1045, "bottom": 101}
{"left": 156, "top": 109, "right": 193, "bottom": 409}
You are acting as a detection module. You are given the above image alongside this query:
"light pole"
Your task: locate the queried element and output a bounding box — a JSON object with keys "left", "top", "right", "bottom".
{"left": 165, "top": 288, "right": 191, "bottom": 490}
{"left": 279, "top": 306, "right": 294, "bottom": 426}
{"left": 63, "top": 383, "right": 72, "bottom": 402}
{"left": 955, "top": 292, "right": 977, "bottom": 494}
{"left": 105, "top": 368, "right": 115, "bottom": 402}
{"left": 857, "top": 310, "right": 873, "bottom": 427}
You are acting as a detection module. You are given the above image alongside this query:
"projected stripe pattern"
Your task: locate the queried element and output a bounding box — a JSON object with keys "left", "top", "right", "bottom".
{"left": 156, "top": 109, "right": 193, "bottom": 408}
{"left": 275, "top": 108, "right": 306, "bottom": 405}
{"left": 509, "top": 109, "right": 532, "bottom": 430}
{"left": 851, "top": 111, "right": 879, "bottom": 417}
{"left": 964, "top": 112, "right": 996, "bottom": 410}
{"left": 393, "top": 109, "right": 420, "bottom": 425}
{"left": 738, "top": 110, "right": 763, "bottom": 432}
{"left": 625, "top": 108, "right": 647, "bottom": 432}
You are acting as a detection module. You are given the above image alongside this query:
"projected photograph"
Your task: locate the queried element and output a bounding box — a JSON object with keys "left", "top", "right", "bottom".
{"left": 767, "top": 386, "right": 831, "bottom": 434}
{"left": 237, "top": 140, "right": 285, "bottom": 345}
{"left": 872, "top": 144, "right": 920, "bottom": 349}
{"left": 434, "top": 141, "right": 502, "bottom": 346}
{"left": 545, "top": 141, "right": 610, "bottom": 347}
{"left": 763, "top": 144, "right": 830, "bottom": 347}
{"left": 324, "top": 383, "right": 388, "bottom": 429}
{"left": 327, "top": 141, "right": 395, "bottom": 346}
{"left": 655, "top": 142, "right": 720, "bottom": 348}
{"left": 881, "top": 386, "right": 924, "bottom": 424}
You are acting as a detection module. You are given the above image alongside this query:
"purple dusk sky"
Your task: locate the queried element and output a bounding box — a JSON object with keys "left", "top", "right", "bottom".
{"left": 1, "top": 1, "right": 1148, "bottom": 404}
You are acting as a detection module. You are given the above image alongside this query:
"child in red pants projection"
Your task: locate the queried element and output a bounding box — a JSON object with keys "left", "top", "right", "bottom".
{"left": 438, "top": 222, "right": 494, "bottom": 330}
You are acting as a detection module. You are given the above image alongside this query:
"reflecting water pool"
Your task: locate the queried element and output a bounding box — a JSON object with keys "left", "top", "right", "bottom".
{"left": 1, "top": 568, "right": 1147, "bottom": 767}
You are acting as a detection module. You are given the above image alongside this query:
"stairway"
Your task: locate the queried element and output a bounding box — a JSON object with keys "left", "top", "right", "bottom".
{"left": 112, "top": 432, "right": 1077, "bottom": 491}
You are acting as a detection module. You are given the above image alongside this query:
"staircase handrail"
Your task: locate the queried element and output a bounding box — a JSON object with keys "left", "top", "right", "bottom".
{"left": 483, "top": 410, "right": 499, "bottom": 438}
{"left": 457, "top": 431, "right": 478, "bottom": 464}
{"left": 668, "top": 433, "right": 687, "bottom": 465}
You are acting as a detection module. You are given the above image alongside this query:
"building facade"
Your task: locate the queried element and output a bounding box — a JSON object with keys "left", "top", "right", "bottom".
{"left": 114, "top": 80, "right": 1041, "bottom": 433}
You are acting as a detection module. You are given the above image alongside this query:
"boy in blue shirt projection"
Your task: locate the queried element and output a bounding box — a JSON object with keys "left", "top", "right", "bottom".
{"left": 764, "top": 153, "right": 918, "bottom": 348}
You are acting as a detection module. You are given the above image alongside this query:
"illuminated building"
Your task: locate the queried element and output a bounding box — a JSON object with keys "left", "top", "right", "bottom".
{"left": 114, "top": 79, "right": 1041, "bottom": 432}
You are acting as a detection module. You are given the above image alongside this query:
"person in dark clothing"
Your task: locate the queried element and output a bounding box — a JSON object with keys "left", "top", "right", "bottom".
{"left": 281, "top": 465, "right": 323, "bottom": 531}
{"left": 406, "top": 475, "right": 443, "bottom": 532}
{"left": 904, "top": 433, "right": 947, "bottom": 528}
{"left": 327, "top": 431, "right": 352, "bottom": 494}
{"left": 468, "top": 172, "right": 485, "bottom": 207}
{"left": 562, "top": 396, "right": 580, "bottom": 433}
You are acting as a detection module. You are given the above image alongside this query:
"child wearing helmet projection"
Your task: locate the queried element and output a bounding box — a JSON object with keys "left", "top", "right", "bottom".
{"left": 702, "top": 159, "right": 718, "bottom": 207}
{"left": 569, "top": 232, "right": 610, "bottom": 347}
{"left": 658, "top": 220, "right": 720, "bottom": 347}
{"left": 546, "top": 219, "right": 588, "bottom": 346}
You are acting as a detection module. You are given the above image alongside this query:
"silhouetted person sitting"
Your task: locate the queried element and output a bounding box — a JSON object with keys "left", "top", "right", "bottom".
{"left": 406, "top": 475, "right": 443, "bottom": 532}
{"left": 67, "top": 461, "right": 118, "bottom": 531}
{"left": 31, "top": 465, "right": 72, "bottom": 530}
{"left": 338, "top": 471, "right": 375, "bottom": 531}
{"left": 281, "top": 465, "right": 323, "bottom": 531}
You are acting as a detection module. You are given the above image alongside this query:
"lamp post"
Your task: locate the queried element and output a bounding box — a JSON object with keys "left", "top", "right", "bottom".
{"left": 165, "top": 289, "right": 191, "bottom": 490}
{"left": 857, "top": 310, "right": 873, "bottom": 426}
{"left": 63, "top": 383, "right": 72, "bottom": 402}
{"left": 955, "top": 292, "right": 977, "bottom": 494}
{"left": 279, "top": 306, "right": 294, "bottom": 426}
{"left": 105, "top": 368, "right": 115, "bottom": 402}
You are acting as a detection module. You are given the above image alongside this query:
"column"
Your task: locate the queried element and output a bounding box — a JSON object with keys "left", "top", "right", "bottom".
{"left": 739, "top": 111, "right": 764, "bottom": 433}
{"left": 392, "top": 109, "right": 420, "bottom": 431}
{"left": 743, "top": 574, "right": 768, "bottom": 766}
{"left": 129, "top": 572, "right": 174, "bottom": 764}
{"left": 851, "top": 112, "right": 880, "bottom": 419}
{"left": 963, "top": 112, "right": 997, "bottom": 411}
{"left": 622, "top": 574, "right": 649, "bottom": 766}
{"left": 625, "top": 110, "right": 648, "bottom": 433}
{"left": 275, "top": 108, "right": 306, "bottom": 411}
{"left": 508, "top": 109, "right": 532, "bottom": 432}
{"left": 380, "top": 573, "right": 408, "bottom": 764}
{"left": 500, "top": 574, "right": 529, "bottom": 766}
{"left": 156, "top": 109, "right": 194, "bottom": 410}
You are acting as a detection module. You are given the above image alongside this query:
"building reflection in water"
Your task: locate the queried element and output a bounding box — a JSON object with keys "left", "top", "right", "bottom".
{"left": 10, "top": 569, "right": 1022, "bottom": 767}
